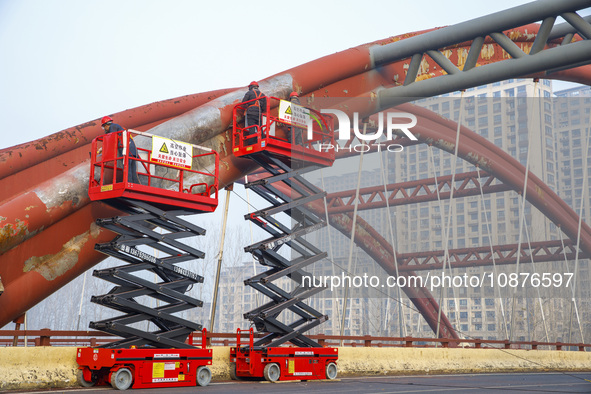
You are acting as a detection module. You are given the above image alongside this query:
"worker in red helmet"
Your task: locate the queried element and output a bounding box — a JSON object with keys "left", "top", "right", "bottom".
{"left": 101, "top": 116, "right": 124, "bottom": 133}
{"left": 241, "top": 81, "right": 267, "bottom": 145}
{"left": 100, "top": 116, "right": 141, "bottom": 184}
{"left": 289, "top": 92, "right": 304, "bottom": 146}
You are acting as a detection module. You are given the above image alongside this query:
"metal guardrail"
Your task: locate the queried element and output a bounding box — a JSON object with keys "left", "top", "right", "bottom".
{"left": 0, "top": 329, "right": 588, "bottom": 351}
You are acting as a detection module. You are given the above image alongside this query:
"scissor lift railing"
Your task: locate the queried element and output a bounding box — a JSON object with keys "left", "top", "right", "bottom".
{"left": 232, "top": 96, "right": 335, "bottom": 166}
{"left": 77, "top": 131, "right": 219, "bottom": 389}
{"left": 89, "top": 129, "right": 218, "bottom": 211}
{"left": 230, "top": 96, "right": 338, "bottom": 382}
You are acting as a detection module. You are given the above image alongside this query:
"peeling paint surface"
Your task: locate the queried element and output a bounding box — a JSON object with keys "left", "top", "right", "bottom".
{"left": 22, "top": 223, "right": 100, "bottom": 281}
{"left": 0, "top": 218, "right": 30, "bottom": 255}
{"left": 457, "top": 48, "right": 468, "bottom": 70}
{"left": 34, "top": 165, "right": 90, "bottom": 210}
{"left": 480, "top": 44, "right": 495, "bottom": 60}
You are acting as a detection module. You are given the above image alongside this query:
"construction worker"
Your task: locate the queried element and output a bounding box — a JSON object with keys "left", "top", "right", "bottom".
{"left": 241, "top": 81, "right": 267, "bottom": 145}
{"left": 100, "top": 116, "right": 141, "bottom": 184}
{"left": 289, "top": 91, "right": 304, "bottom": 146}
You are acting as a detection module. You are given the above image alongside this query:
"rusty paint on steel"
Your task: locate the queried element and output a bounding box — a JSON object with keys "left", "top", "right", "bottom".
{"left": 0, "top": 164, "right": 91, "bottom": 255}
{"left": 396, "top": 239, "right": 589, "bottom": 272}
{"left": 0, "top": 88, "right": 236, "bottom": 182}
{"left": 0, "top": 205, "right": 116, "bottom": 325}
{"left": 325, "top": 171, "right": 511, "bottom": 214}
{"left": 22, "top": 223, "right": 100, "bottom": 281}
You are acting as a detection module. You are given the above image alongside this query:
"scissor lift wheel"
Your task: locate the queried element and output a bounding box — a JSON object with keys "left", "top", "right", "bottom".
{"left": 111, "top": 368, "right": 133, "bottom": 391}
{"left": 263, "top": 363, "right": 281, "bottom": 382}
{"left": 196, "top": 366, "right": 212, "bottom": 387}
{"left": 77, "top": 369, "right": 97, "bottom": 387}
{"left": 326, "top": 362, "right": 338, "bottom": 380}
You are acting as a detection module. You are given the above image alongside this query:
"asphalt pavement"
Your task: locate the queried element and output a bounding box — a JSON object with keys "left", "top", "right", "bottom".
{"left": 9, "top": 372, "right": 591, "bottom": 394}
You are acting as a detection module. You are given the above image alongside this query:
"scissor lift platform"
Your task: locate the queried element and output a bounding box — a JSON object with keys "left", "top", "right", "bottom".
{"left": 232, "top": 96, "right": 335, "bottom": 167}
{"left": 89, "top": 129, "right": 219, "bottom": 212}
{"left": 230, "top": 95, "right": 338, "bottom": 382}
{"left": 78, "top": 130, "right": 219, "bottom": 390}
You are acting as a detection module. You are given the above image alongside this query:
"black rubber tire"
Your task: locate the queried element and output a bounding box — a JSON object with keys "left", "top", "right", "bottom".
{"left": 325, "top": 362, "right": 338, "bottom": 380}
{"left": 196, "top": 366, "right": 212, "bottom": 387}
{"left": 229, "top": 362, "right": 240, "bottom": 380}
{"left": 263, "top": 363, "right": 280, "bottom": 382}
{"left": 110, "top": 367, "right": 133, "bottom": 390}
{"left": 77, "top": 368, "right": 96, "bottom": 387}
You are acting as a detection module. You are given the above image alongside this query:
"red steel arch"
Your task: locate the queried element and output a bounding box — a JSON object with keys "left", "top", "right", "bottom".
{"left": 1, "top": 11, "right": 590, "bottom": 335}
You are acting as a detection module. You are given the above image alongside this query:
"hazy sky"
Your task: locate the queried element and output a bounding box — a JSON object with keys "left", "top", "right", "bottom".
{"left": 0, "top": 0, "right": 564, "bottom": 150}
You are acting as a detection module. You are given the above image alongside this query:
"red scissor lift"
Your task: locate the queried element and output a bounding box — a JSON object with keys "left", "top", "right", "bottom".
{"left": 77, "top": 130, "right": 219, "bottom": 390}
{"left": 230, "top": 96, "right": 339, "bottom": 382}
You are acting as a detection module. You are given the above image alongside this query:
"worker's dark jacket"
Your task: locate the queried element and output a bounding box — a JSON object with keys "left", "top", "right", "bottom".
{"left": 106, "top": 123, "right": 137, "bottom": 156}
{"left": 242, "top": 88, "right": 267, "bottom": 116}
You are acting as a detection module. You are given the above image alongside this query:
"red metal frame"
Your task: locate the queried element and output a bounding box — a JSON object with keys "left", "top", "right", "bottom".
{"left": 89, "top": 130, "right": 219, "bottom": 212}
{"left": 232, "top": 96, "right": 336, "bottom": 167}
{"left": 230, "top": 328, "right": 338, "bottom": 382}
{"left": 77, "top": 329, "right": 211, "bottom": 389}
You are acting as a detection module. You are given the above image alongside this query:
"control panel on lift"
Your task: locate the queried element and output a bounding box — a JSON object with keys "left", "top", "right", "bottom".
{"left": 232, "top": 95, "right": 336, "bottom": 167}
{"left": 89, "top": 129, "right": 219, "bottom": 212}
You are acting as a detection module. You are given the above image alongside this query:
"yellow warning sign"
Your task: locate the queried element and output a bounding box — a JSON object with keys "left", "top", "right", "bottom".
{"left": 288, "top": 359, "right": 295, "bottom": 374}
{"left": 278, "top": 99, "right": 309, "bottom": 128}
{"left": 150, "top": 136, "right": 192, "bottom": 169}
{"left": 153, "top": 363, "right": 164, "bottom": 378}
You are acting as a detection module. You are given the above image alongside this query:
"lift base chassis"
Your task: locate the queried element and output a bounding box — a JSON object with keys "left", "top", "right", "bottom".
{"left": 230, "top": 346, "right": 338, "bottom": 381}
{"left": 77, "top": 347, "right": 212, "bottom": 389}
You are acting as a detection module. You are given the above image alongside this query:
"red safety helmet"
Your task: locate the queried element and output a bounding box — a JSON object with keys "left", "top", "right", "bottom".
{"left": 101, "top": 116, "right": 113, "bottom": 126}
{"left": 289, "top": 91, "right": 299, "bottom": 98}
{"left": 249, "top": 81, "right": 259, "bottom": 87}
